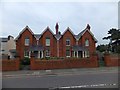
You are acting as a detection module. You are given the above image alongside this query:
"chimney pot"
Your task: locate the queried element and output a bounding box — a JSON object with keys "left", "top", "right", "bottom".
{"left": 55, "top": 23, "right": 59, "bottom": 34}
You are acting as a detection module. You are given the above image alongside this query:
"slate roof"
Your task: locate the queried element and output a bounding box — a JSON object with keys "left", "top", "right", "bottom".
{"left": 29, "top": 45, "right": 44, "bottom": 51}
{"left": 72, "top": 45, "right": 88, "bottom": 51}
{"left": 34, "top": 34, "right": 41, "bottom": 40}
{"left": 74, "top": 30, "right": 86, "bottom": 40}
{"left": 54, "top": 33, "right": 62, "bottom": 40}
{"left": 15, "top": 24, "right": 97, "bottom": 42}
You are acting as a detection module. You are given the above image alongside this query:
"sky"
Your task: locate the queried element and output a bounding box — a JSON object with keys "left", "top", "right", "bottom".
{"left": 0, "top": 0, "right": 119, "bottom": 45}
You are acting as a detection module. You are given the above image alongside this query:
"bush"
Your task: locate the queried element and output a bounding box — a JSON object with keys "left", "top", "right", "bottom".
{"left": 21, "top": 57, "right": 30, "bottom": 65}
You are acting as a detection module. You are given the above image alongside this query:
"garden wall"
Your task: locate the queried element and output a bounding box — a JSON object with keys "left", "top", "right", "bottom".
{"left": 30, "top": 55, "right": 99, "bottom": 70}
{"left": 2, "top": 58, "right": 20, "bottom": 71}
{"left": 104, "top": 53, "right": 120, "bottom": 67}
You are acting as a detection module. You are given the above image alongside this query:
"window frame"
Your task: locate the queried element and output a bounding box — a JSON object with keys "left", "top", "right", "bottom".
{"left": 66, "top": 38, "right": 70, "bottom": 46}
{"left": 46, "top": 37, "right": 50, "bottom": 46}
{"left": 66, "top": 50, "right": 70, "bottom": 57}
{"left": 85, "top": 39, "right": 89, "bottom": 46}
{"left": 24, "top": 50, "right": 29, "bottom": 57}
{"left": 45, "top": 49, "right": 50, "bottom": 57}
{"left": 25, "top": 37, "right": 30, "bottom": 46}
{"left": 85, "top": 51, "right": 90, "bottom": 58}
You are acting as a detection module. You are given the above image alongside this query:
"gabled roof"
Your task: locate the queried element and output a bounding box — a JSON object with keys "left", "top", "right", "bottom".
{"left": 74, "top": 30, "right": 85, "bottom": 40}
{"left": 15, "top": 24, "right": 97, "bottom": 43}
{"left": 34, "top": 34, "right": 41, "bottom": 40}
{"left": 75, "top": 29, "right": 97, "bottom": 42}
{"left": 15, "top": 26, "right": 34, "bottom": 41}
{"left": 62, "top": 27, "right": 75, "bottom": 36}
{"left": 54, "top": 33, "right": 62, "bottom": 40}
{"left": 41, "top": 26, "right": 55, "bottom": 36}
{"left": 58, "top": 27, "right": 76, "bottom": 40}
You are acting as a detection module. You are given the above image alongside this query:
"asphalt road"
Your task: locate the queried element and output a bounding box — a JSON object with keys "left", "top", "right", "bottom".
{"left": 2, "top": 71, "right": 118, "bottom": 89}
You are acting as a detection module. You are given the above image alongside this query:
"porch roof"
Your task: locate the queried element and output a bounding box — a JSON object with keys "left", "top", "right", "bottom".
{"left": 72, "top": 45, "right": 88, "bottom": 51}
{"left": 29, "top": 45, "right": 44, "bottom": 51}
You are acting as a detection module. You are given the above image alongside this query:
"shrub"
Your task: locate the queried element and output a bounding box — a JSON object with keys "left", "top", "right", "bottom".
{"left": 21, "top": 57, "right": 30, "bottom": 65}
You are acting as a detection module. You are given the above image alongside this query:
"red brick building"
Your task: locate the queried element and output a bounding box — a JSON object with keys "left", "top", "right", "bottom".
{"left": 15, "top": 23, "right": 97, "bottom": 60}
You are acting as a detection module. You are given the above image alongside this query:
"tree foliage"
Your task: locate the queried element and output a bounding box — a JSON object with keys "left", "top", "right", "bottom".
{"left": 96, "top": 44, "right": 108, "bottom": 52}
{"left": 103, "top": 28, "right": 120, "bottom": 53}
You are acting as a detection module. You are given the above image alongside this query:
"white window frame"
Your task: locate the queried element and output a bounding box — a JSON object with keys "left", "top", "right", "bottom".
{"left": 66, "top": 50, "right": 70, "bottom": 57}
{"left": 85, "top": 51, "right": 90, "bottom": 58}
{"left": 85, "top": 39, "right": 89, "bottom": 46}
{"left": 25, "top": 37, "right": 30, "bottom": 46}
{"left": 45, "top": 50, "right": 50, "bottom": 57}
{"left": 24, "top": 51, "right": 29, "bottom": 57}
{"left": 46, "top": 38, "right": 50, "bottom": 46}
{"left": 66, "top": 38, "right": 70, "bottom": 46}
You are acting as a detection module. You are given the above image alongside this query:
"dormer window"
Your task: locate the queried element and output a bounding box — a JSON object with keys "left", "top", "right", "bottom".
{"left": 25, "top": 37, "right": 30, "bottom": 46}
{"left": 66, "top": 38, "right": 70, "bottom": 46}
{"left": 85, "top": 39, "right": 89, "bottom": 46}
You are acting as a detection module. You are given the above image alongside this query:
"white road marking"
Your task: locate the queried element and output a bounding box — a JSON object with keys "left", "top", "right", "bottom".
{"left": 58, "top": 83, "right": 117, "bottom": 88}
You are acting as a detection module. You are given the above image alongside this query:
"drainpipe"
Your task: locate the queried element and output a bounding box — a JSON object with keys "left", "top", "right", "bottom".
{"left": 76, "top": 40, "right": 78, "bottom": 58}
{"left": 57, "top": 40, "right": 59, "bottom": 57}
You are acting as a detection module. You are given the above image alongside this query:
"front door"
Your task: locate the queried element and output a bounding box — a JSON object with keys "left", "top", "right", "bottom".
{"left": 34, "top": 51, "right": 38, "bottom": 58}
{"left": 78, "top": 51, "right": 82, "bottom": 58}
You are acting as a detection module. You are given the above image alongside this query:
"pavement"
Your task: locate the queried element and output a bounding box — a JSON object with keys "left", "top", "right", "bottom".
{"left": 2, "top": 66, "right": 119, "bottom": 77}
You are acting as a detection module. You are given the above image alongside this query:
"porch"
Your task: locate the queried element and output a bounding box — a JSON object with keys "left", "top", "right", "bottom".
{"left": 72, "top": 45, "right": 90, "bottom": 58}
{"left": 26, "top": 45, "right": 44, "bottom": 59}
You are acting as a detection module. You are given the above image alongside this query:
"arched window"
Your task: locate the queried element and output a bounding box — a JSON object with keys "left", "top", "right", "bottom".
{"left": 25, "top": 37, "right": 30, "bottom": 46}
{"left": 85, "top": 39, "right": 89, "bottom": 46}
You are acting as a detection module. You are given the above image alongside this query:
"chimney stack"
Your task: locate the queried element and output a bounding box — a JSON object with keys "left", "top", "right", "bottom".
{"left": 86, "top": 24, "right": 91, "bottom": 30}
{"left": 55, "top": 23, "right": 59, "bottom": 34}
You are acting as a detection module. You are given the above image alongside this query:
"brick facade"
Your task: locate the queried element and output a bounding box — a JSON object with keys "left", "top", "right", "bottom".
{"left": 15, "top": 24, "right": 97, "bottom": 60}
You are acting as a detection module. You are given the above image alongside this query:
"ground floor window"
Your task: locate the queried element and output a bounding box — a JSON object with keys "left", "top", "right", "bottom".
{"left": 85, "top": 51, "right": 90, "bottom": 58}
{"left": 66, "top": 50, "right": 70, "bottom": 57}
{"left": 24, "top": 51, "right": 29, "bottom": 57}
{"left": 46, "top": 50, "right": 50, "bottom": 57}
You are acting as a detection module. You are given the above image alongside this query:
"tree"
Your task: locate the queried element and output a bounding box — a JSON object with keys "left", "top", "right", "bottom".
{"left": 103, "top": 28, "right": 120, "bottom": 53}
{"left": 96, "top": 44, "right": 108, "bottom": 52}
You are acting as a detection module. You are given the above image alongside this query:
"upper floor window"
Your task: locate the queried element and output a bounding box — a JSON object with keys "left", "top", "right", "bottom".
{"left": 46, "top": 37, "right": 50, "bottom": 46}
{"left": 25, "top": 37, "right": 30, "bottom": 46}
{"left": 66, "top": 38, "right": 70, "bottom": 46}
{"left": 85, "top": 39, "right": 89, "bottom": 46}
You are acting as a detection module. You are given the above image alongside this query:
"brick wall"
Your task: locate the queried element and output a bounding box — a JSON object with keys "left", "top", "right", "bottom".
{"left": 104, "top": 53, "right": 120, "bottom": 67}
{"left": 30, "top": 54, "right": 98, "bottom": 70}
{"left": 2, "top": 58, "right": 20, "bottom": 71}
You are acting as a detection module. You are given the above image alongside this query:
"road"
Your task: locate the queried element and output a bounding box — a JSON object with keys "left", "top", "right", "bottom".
{"left": 2, "top": 70, "right": 118, "bottom": 89}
